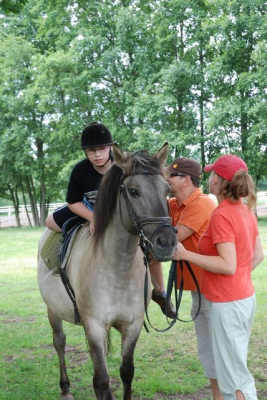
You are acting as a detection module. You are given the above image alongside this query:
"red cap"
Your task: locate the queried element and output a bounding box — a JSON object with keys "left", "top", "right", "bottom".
{"left": 204, "top": 155, "right": 248, "bottom": 181}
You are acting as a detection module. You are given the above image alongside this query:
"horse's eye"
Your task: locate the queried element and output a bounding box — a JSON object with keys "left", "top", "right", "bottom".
{"left": 128, "top": 188, "right": 139, "bottom": 198}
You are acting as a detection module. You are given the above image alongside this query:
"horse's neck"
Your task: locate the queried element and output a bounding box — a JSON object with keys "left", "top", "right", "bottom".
{"left": 105, "top": 218, "right": 140, "bottom": 259}
{"left": 97, "top": 201, "right": 140, "bottom": 264}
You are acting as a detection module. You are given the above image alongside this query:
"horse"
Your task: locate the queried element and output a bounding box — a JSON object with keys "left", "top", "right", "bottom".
{"left": 37, "top": 142, "right": 177, "bottom": 400}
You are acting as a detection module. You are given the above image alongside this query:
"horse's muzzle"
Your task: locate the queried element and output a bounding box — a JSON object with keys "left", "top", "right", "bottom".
{"left": 150, "top": 225, "right": 177, "bottom": 262}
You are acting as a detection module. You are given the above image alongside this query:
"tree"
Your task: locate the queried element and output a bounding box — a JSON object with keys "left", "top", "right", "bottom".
{"left": 1, "top": 0, "right": 267, "bottom": 227}
{"left": 204, "top": 0, "right": 267, "bottom": 182}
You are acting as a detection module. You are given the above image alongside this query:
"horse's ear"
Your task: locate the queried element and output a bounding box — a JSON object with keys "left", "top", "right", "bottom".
{"left": 112, "top": 143, "right": 127, "bottom": 168}
{"left": 154, "top": 142, "right": 169, "bottom": 165}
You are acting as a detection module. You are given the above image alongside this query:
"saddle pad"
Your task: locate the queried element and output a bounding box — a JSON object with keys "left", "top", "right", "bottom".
{"left": 40, "top": 231, "right": 62, "bottom": 272}
{"left": 40, "top": 223, "right": 89, "bottom": 273}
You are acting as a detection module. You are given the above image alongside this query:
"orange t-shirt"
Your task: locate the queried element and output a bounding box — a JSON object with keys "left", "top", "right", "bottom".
{"left": 168, "top": 188, "right": 216, "bottom": 291}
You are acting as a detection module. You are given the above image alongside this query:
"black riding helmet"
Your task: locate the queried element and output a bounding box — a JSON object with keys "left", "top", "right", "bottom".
{"left": 81, "top": 122, "right": 113, "bottom": 149}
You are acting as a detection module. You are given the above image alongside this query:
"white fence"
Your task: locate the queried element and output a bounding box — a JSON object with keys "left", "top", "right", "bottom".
{"left": 0, "top": 193, "right": 266, "bottom": 228}
{"left": 0, "top": 203, "right": 65, "bottom": 227}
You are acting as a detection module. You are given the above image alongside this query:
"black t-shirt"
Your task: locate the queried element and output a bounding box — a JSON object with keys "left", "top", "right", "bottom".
{"left": 66, "top": 158, "right": 104, "bottom": 207}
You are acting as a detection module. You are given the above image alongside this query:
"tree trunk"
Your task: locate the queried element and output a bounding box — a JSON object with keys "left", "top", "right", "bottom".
{"left": 25, "top": 176, "right": 39, "bottom": 226}
{"left": 21, "top": 183, "right": 32, "bottom": 227}
{"left": 8, "top": 184, "right": 21, "bottom": 228}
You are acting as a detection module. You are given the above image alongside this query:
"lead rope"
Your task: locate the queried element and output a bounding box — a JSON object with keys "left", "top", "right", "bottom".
{"left": 178, "top": 260, "right": 201, "bottom": 322}
{"left": 142, "top": 254, "right": 202, "bottom": 332}
{"left": 166, "top": 260, "right": 201, "bottom": 323}
{"left": 141, "top": 238, "right": 178, "bottom": 333}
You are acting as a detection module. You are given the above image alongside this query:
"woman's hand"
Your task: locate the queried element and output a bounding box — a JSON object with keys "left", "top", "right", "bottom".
{"left": 173, "top": 242, "right": 187, "bottom": 260}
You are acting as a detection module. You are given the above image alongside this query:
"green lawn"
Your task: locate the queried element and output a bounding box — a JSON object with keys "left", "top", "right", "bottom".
{"left": 0, "top": 218, "right": 266, "bottom": 400}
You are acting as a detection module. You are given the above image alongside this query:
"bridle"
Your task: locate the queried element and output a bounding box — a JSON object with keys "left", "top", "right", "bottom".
{"left": 119, "top": 173, "right": 176, "bottom": 251}
{"left": 120, "top": 172, "right": 180, "bottom": 332}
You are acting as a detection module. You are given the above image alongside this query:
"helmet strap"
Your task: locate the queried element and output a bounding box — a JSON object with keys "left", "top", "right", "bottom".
{"left": 100, "top": 146, "right": 113, "bottom": 167}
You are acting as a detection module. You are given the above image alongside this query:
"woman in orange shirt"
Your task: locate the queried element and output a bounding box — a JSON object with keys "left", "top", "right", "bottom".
{"left": 175, "top": 154, "right": 264, "bottom": 400}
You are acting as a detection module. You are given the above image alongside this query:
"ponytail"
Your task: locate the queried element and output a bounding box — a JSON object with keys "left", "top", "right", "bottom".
{"left": 218, "top": 171, "right": 257, "bottom": 210}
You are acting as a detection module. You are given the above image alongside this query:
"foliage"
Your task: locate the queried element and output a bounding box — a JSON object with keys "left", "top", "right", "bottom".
{"left": 0, "top": 0, "right": 267, "bottom": 225}
{"left": 0, "top": 0, "right": 27, "bottom": 14}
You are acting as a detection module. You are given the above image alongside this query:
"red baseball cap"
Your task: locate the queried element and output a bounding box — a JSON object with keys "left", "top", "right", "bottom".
{"left": 204, "top": 154, "right": 248, "bottom": 181}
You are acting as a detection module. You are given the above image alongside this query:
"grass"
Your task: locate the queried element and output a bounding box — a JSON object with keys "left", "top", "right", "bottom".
{"left": 0, "top": 218, "right": 266, "bottom": 400}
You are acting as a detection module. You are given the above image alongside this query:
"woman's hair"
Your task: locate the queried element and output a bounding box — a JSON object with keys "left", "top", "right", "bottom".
{"left": 218, "top": 170, "right": 257, "bottom": 210}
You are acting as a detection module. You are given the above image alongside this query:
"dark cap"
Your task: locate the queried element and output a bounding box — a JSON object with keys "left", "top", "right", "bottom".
{"left": 167, "top": 158, "right": 202, "bottom": 179}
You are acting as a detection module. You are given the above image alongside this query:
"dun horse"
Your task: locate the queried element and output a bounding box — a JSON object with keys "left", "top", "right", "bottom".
{"left": 37, "top": 143, "right": 177, "bottom": 400}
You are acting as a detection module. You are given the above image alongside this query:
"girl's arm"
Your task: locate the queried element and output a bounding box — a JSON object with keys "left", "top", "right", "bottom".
{"left": 67, "top": 202, "right": 95, "bottom": 233}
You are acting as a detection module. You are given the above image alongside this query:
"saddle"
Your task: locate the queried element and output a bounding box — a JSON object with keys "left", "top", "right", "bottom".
{"left": 40, "top": 216, "right": 87, "bottom": 274}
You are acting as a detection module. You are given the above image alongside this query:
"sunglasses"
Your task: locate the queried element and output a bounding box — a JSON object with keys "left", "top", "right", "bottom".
{"left": 168, "top": 173, "right": 187, "bottom": 178}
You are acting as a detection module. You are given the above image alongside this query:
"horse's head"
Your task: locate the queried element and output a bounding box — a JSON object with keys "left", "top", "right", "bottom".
{"left": 112, "top": 142, "right": 177, "bottom": 262}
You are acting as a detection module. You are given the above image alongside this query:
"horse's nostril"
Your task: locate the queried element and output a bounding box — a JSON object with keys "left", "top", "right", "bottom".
{"left": 157, "top": 236, "right": 167, "bottom": 247}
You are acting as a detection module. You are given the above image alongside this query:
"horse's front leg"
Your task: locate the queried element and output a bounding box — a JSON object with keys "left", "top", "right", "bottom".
{"left": 47, "top": 308, "right": 73, "bottom": 400}
{"left": 83, "top": 320, "right": 115, "bottom": 400}
{"left": 120, "top": 321, "right": 144, "bottom": 400}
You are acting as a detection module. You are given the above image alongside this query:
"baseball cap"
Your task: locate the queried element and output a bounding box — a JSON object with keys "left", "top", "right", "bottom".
{"left": 204, "top": 154, "right": 248, "bottom": 181}
{"left": 167, "top": 158, "right": 202, "bottom": 179}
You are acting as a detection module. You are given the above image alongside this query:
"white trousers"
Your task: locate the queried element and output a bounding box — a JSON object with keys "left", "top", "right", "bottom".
{"left": 191, "top": 291, "right": 217, "bottom": 379}
{"left": 209, "top": 294, "right": 257, "bottom": 400}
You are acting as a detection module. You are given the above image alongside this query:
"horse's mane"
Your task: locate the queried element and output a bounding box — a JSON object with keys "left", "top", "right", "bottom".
{"left": 93, "top": 150, "right": 164, "bottom": 250}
